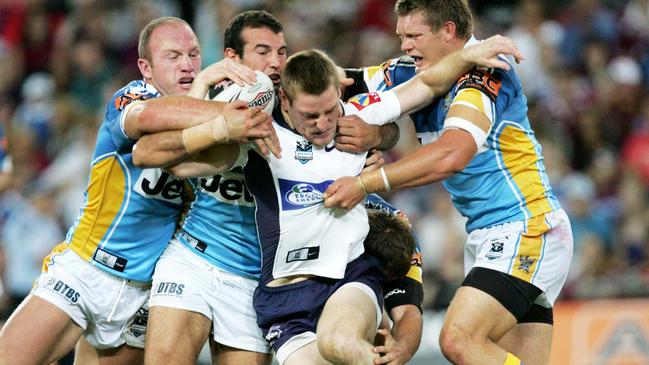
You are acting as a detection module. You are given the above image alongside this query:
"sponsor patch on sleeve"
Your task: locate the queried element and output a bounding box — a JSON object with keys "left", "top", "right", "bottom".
{"left": 456, "top": 67, "right": 503, "bottom": 103}
{"left": 114, "top": 90, "right": 153, "bottom": 111}
{"left": 348, "top": 92, "right": 382, "bottom": 111}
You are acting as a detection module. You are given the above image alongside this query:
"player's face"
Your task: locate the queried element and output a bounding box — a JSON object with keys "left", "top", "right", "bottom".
{"left": 237, "top": 27, "right": 287, "bottom": 88}
{"left": 396, "top": 11, "right": 446, "bottom": 72}
{"left": 139, "top": 22, "right": 201, "bottom": 95}
{"left": 283, "top": 85, "right": 341, "bottom": 147}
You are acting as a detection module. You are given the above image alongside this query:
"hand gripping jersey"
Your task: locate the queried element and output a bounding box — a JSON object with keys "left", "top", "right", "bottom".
{"left": 364, "top": 194, "right": 424, "bottom": 313}
{"left": 244, "top": 92, "right": 401, "bottom": 284}
{"left": 175, "top": 168, "right": 261, "bottom": 279}
{"left": 347, "top": 37, "right": 561, "bottom": 232}
{"left": 54, "top": 80, "right": 189, "bottom": 282}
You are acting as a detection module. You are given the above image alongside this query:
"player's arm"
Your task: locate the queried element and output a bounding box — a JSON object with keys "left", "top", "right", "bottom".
{"left": 336, "top": 66, "right": 400, "bottom": 153}
{"left": 166, "top": 143, "right": 243, "bottom": 178}
{"left": 324, "top": 36, "right": 521, "bottom": 209}
{"left": 393, "top": 35, "right": 522, "bottom": 115}
{"left": 132, "top": 101, "right": 278, "bottom": 168}
{"left": 374, "top": 304, "right": 423, "bottom": 365}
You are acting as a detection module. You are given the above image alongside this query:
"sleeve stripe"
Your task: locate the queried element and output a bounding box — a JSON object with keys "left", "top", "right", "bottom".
{"left": 443, "top": 116, "right": 489, "bottom": 150}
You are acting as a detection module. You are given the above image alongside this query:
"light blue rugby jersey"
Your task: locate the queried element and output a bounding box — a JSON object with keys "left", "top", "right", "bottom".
{"left": 56, "top": 80, "right": 188, "bottom": 282}
{"left": 357, "top": 40, "right": 561, "bottom": 232}
{"left": 176, "top": 168, "right": 260, "bottom": 280}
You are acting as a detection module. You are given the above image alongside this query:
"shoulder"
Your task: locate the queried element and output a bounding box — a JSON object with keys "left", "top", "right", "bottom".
{"left": 110, "top": 80, "right": 161, "bottom": 113}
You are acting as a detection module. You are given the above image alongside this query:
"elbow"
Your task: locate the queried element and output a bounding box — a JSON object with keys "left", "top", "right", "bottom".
{"left": 437, "top": 150, "right": 471, "bottom": 176}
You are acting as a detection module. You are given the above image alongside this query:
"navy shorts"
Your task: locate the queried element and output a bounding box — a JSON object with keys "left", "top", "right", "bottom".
{"left": 253, "top": 254, "right": 384, "bottom": 354}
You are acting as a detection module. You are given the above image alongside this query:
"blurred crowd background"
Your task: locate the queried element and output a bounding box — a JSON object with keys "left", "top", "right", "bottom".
{"left": 0, "top": 0, "right": 648, "bottom": 363}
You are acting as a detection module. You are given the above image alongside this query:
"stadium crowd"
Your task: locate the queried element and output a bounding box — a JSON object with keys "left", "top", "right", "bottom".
{"left": 0, "top": 0, "right": 647, "bottom": 363}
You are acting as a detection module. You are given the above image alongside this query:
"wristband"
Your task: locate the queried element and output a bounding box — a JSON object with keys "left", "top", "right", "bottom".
{"left": 182, "top": 116, "right": 229, "bottom": 155}
{"left": 357, "top": 176, "right": 368, "bottom": 196}
{"left": 380, "top": 167, "right": 391, "bottom": 191}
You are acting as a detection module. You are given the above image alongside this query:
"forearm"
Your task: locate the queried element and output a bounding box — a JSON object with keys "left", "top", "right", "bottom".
{"left": 133, "top": 131, "right": 187, "bottom": 168}
{"left": 125, "top": 96, "right": 227, "bottom": 139}
{"left": 376, "top": 123, "right": 400, "bottom": 150}
{"left": 390, "top": 306, "right": 423, "bottom": 360}
{"left": 167, "top": 143, "right": 240, "bottom": 178}
{"left": 360, "top": 130, "right": 475, "bottom": 192}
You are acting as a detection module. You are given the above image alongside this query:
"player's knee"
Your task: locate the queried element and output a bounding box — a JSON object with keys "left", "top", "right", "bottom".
{"left": 318, "top": 329, "right": 356, "bottom": 363}
{"left": 439, "top": 323, "right": 473, "bottom": 365}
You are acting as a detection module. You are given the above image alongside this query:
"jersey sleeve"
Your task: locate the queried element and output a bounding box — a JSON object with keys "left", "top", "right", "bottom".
{"left": 444, "top": 65, "right": 515, "bottom": 142}
{"left": 105, "top": 81, "right": 160, "bottom": 148}
{"left": 343, "top": 91, "right": 401, "bottom": 126}
{"left": 344, "top": 56, "right": 417, "bottom": 98}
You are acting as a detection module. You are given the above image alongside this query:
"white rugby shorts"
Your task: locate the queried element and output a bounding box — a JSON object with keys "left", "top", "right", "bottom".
{"left": 149, "top": 239, "right": 270, "bottom": 354}
{"left": 32, "top": 248, "right": 150, "bottom": 349}
{"left": 464, "top": 208, "right": 573, "bottom": 307}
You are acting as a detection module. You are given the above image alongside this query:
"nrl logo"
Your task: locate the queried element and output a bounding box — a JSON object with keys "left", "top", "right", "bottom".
{"left": 295, "top": 140, "right": 313, "bottom": 164}
{"left": 485, "top": 241, "right": 504, "bottom": 260}
{"left": 517, "top": 255, "right": 536, "bottom": 274}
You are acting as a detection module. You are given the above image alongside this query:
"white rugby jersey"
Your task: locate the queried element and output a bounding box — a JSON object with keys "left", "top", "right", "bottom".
{"left": 243, "top": 91, "right": 400, "bottom": 284}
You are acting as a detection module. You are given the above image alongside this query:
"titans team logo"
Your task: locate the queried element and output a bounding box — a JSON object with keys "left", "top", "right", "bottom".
{"left": 295, "top": 140, "right": 313, "bottom": 164}
{"left": 348, "top": 92, "right": 382, "bottom": 111}
{"left": 517, "top": 255, "right": 536, "bottom": 273}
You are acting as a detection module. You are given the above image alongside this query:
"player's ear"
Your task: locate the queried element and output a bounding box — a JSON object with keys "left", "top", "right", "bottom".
{"left": 137, "top": 58, "right": 152, "bottom": 80}
{"left": 279, "top": 88, "right": 290, "bottom": 110}
{"left": 224, "top": 48, "right": 240, "bottom": 61}
{"left": 441, "top": 20, "right": 457, "bottom": 41}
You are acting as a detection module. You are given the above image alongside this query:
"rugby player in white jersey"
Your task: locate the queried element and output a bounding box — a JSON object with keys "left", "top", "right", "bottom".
{"left": 0, "top": 17, "right": 274, "bottom": 365}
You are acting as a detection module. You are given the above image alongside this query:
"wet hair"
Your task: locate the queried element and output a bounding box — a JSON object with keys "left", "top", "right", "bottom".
{"left": 394, "top": 0, "right": 473, "bottom": 40}
{"left": 224, "top": 10, "right": 283, "bottom": 56}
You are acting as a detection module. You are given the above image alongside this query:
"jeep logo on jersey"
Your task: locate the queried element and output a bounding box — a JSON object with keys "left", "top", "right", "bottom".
{"left": 199, "top": 171, "right": 254, "bottom": 207}
{"left": 285, "top": 183, "right": 323, "bottom": 207}
{"left": 134, "top": 168, "right": 183, "bottom": 204}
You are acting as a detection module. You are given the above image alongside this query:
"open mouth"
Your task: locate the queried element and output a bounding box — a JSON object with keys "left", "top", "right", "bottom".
{"left": 179, "top": 77, "right": 194, "bottom": 87}
{"left": 269, "top": 74, "right": 281, "bottom": 84}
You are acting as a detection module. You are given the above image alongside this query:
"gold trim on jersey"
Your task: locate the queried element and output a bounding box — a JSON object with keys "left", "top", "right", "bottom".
{"left": 68, "top": 155, "right": 126, "bottom": 260}
{"left": 510, "top": 213, "right": 550, "bottom": 283}
{"left": 499, "top": 125, "right": 553, "bottom": 217}
{"left": 41, "top": 242, "right": 70, "bottom": 272}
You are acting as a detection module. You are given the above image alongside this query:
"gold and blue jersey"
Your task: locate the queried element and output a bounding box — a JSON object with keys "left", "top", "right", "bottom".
{"left": 59, "top": 80, "right": 187, "bottom": 282}
{"left": 351, "top": 41, "right": 561, "bottom": 232}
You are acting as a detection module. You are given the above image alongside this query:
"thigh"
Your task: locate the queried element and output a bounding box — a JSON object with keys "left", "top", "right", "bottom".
{"left": 443, "top": 286, "right": 517, "bottom": 342}
{"left": 317, "top": 283, "right": 380, "bottom": 342}
{"left": 144, "top": 306, "right": 211, "bottom": 365}
{"left": 209, "top": 340, "right": 272, "bottom": 365}
{"left": 498, "top": 322, "right": 552, "bottom": 365}
{"left": 74, "top": 336, "right": 144, "bottom": 365}
{"left": 0, "top": 294, "right": 83, "bottom": 365}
